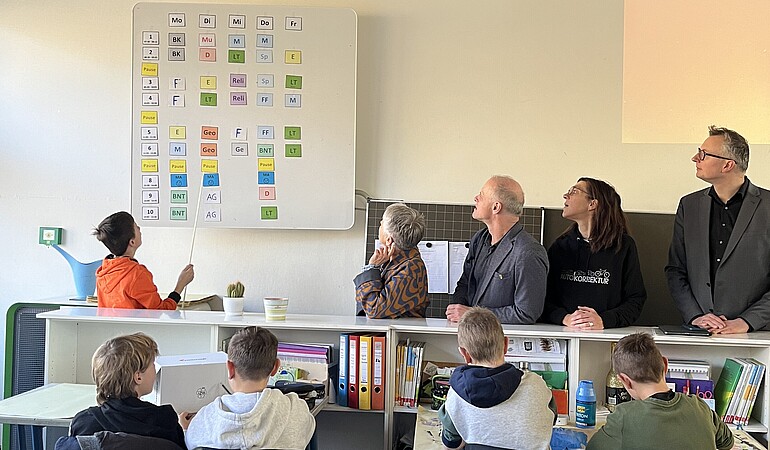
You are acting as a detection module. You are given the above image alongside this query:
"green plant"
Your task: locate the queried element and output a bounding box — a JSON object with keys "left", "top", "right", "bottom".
{"left": 226, "top": 281, "right": 245, "bottom": 298}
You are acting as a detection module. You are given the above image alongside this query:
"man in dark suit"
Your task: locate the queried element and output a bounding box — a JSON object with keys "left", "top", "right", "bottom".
{"left": 446, "top": 176, "right": 548, "bottom": 324}
{"left": 666, "top": 126, "right": 770, "bottom": 334}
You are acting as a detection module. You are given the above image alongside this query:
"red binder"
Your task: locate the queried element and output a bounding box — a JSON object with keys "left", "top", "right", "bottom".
{"left": 372, "top": 334, "right": 386, "bottom": 410}
{"left": 348, "top": 334, "right": 360, "bottom": 409}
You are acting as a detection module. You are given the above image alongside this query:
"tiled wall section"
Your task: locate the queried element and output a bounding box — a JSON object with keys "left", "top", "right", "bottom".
{"left": 364, "top": 200, "right": 544, "bottom": 318}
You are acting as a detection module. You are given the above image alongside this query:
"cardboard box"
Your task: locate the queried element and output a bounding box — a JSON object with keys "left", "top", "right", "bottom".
{"left": 142, "top": 352, "right": 229, "bottom": 412}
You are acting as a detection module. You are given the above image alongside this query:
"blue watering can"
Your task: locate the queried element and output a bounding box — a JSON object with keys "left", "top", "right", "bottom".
{"left": 52, "top": 245, "right": 102, "bottom": 299}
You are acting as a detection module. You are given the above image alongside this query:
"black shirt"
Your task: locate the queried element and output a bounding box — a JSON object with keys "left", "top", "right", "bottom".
{"left": 708, "top": 178, "right": 749, "bottom": 289}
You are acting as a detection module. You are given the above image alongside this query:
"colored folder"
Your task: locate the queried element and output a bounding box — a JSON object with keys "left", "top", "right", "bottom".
{"left": 348, "top": 334, "right": 360, "bottom": 409}
{"left": 359, "top": 335, "right": 373, "bottom": 410}
{"left": 372, "top": 334, "right": 386, "bottom": 410}
{"left": 338, "top": 333, "right": 349, "bottom": 407}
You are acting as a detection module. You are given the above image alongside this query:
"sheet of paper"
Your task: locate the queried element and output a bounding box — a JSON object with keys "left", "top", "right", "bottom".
{"left": 417, "top": 241, "right": 449, "bottom": 294}
{"left": 448, "top": 242, "right": 470, "bottom": 294}
{"left": 413, "top": 405, "right": 444, "bottom": 450}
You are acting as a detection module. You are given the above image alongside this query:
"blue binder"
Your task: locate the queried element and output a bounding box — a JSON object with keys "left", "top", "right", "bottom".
{"left": 338, "top": 333, "right": 349, "bottom": 407}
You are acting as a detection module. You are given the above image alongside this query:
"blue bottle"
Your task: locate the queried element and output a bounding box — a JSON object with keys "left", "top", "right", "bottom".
{"left": 575, "top": 379, "right": 596, "bottom": 428}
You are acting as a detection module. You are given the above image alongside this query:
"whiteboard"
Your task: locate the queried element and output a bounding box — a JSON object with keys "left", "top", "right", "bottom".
{"left": 131, "top": 3, "right": 356, "bottom": 229}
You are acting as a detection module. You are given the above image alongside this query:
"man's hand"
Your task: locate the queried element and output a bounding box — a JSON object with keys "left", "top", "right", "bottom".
{"left": 692, "top": 313, "right": 727, "bottom": 332}
{"left": 446, "top": 304, "right": 471, "bottom": 322}
{"left": 563, "top": 306, "right": 604, "bottom": 330}
{"left": 712, "top": 318, "right": 750, "bottom": 335}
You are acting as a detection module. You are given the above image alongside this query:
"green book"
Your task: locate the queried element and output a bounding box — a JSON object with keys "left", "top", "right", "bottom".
{"left": 714, "top": 357, "right": 744, "bottom": 419}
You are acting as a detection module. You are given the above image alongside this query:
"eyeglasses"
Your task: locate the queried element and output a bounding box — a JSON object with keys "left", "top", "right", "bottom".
{"left": 697, "top": 148, "right": 734, "bottom": 162}
{"left": 565, "top": 186, "right": 592, "bottom": 198}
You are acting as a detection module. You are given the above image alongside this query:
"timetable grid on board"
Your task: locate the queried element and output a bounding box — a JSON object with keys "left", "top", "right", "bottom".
{"left": 131, "top": 3, "right": 357, "bottom": 229}
{"left": 364, "top": 200, "right": 544, "bottom": 318}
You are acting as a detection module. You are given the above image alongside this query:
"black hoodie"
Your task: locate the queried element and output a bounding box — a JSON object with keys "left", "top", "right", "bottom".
{"left": 69, "top": 397, "right": 186, "bottom": 449}
{"left": 542, "top": 227, "right": 647, "bottom": 328}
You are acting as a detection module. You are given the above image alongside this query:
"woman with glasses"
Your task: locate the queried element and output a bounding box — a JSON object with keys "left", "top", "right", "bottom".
{"left": 541, "top": 178, "right": 647, "bottom": 330}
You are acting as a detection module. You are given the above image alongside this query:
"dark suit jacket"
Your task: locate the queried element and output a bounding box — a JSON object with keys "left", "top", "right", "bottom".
{"left": 452, "top": 223, "right": 549, "bottom": 324}
{"left": 665, "top": 180, "right": 770, "bottom": 330}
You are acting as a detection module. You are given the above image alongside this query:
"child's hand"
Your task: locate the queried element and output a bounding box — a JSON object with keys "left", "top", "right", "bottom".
{"left": 178, "top": 411, "right": 195, "bottom": 429}
{"left": 175, "top": 264, "right": 195, "bottom": 292}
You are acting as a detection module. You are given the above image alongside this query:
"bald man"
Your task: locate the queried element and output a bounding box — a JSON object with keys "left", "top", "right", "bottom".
{"left": 446, "top": 176, "right": 549, "bottom": 324}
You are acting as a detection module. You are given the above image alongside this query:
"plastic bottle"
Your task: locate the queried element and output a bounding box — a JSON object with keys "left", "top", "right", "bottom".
{"left": 576, "top": 379, "right": 596, "bottom": 428}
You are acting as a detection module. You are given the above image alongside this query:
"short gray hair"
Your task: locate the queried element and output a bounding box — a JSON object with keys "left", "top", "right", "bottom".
{"left": 383, "top": 203, "right": 425, "bottom": 250}
{"left": 709, "top": 125, "right": 749, "bottom": 172}
{"left": 491, "top": 175, "right": 524, "bottom": 216}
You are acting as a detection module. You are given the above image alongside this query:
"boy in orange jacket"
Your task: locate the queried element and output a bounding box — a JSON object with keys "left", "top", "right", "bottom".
{"left": 93, "top": 211, "right": 193, "bottom": 309}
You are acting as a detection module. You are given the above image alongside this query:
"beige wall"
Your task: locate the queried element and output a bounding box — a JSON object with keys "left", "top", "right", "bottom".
{"left": 2, "top": 0, "right": 769, "bottom": 319}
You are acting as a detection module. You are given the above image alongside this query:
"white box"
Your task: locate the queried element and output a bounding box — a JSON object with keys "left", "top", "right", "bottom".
{"left": 143, "top": 352, "right": 229, "bottom": 412}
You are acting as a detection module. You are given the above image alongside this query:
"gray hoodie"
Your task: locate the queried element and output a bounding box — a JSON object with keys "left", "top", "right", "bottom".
{"left": 185, "top": 389, "right": 315, "bottom": 450}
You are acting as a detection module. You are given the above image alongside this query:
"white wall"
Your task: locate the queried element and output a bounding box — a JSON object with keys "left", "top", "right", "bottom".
{"left": 2, "top": 1, "right": 769, "bottom": 330}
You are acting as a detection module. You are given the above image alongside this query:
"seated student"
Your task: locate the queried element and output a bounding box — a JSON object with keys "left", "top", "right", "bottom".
{"left": 183, "top": 326, "right": 315, "bottom": 450}
{"left": 438, "top": 307, "right": 554, "bottom": 450}
{"left": 353, "top": 203, "right": 429, "bottom": 318}
{"left": 93, "top": 211, "right": 194, "bottom": 309}
{"left": 586, "top": 333, "right": 733, "bottom": 450}
{"left": 67, "top": 333, "right": 187, "bottom": 449}
{"left": 541, "top": 178, "right": 646, "bottom": 329}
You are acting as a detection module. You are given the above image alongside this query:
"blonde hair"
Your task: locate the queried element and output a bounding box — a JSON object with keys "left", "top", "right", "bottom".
{"left": 612, "top": 332, "right": 665, "bottom": 384}
{"left": 457, "top": 307, "right": 506, "bottom": 363}
{"left": 92, "top": 333, "right": 158, "bottom": 404}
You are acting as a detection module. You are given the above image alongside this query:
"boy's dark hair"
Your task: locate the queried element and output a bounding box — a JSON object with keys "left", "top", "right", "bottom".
{"left": 92, "top": 333, "right": 158, "bottom": 404}
{"left": 612, "top": 332, "right": 665, "bottom": 384}
{"left": 228, "top": 326, "right": 278, "bottom": 381}
{"left": 457, "top": 307, "right": 506, "bottom": 363}
{"left": 93, "top": 211, "right": 136, "bottom": 256}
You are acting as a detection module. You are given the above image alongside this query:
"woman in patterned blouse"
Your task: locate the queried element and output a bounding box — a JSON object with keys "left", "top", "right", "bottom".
{"left": 354, "top": 203, "right": 429, "bottom": 318}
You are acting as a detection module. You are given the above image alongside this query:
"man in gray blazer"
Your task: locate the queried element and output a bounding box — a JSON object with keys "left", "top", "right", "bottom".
{"left": 446, "top": 176, "right": 548, "bottom": 324}
{"left": 666, "top": 126, "right": 770, "bottom": 334}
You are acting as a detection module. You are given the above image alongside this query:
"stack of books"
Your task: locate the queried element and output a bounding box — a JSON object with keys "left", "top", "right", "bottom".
{"left": 714, "top": 357, "right": 766, "bottom": 426}
{"left": 504, "top": 337, "right": 566, "bottom": 371}
{"left": 337, "top": 333, "right": 387, "bottom": 410}
{"left": 394, "top": 340, "right": 425, "bottom": 407}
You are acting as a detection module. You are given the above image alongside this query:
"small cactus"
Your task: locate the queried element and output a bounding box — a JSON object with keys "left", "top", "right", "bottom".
{"left": 226, "top": 281, "right": 245, "bottom": 298}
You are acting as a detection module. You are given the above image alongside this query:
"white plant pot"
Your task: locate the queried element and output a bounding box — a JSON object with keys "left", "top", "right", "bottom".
{"left": 222, "top": 296, "right": 244, "bottom": 316}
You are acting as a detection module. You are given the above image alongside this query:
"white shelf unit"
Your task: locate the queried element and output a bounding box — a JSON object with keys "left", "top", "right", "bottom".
{"left": 40, "top": 308, "right": 770, "bottom": 448}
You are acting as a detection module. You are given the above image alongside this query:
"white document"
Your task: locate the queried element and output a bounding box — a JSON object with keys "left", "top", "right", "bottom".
{"left": 448, "top": 242, "right": 470, "bottom": 294}
{"left": 417, "top": 241, "right": 449, "bottom": 294}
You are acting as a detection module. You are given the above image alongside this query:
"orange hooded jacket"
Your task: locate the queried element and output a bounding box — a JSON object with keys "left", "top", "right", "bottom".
{"left": 96, "top": 256, "right": 177, "bottom": 310}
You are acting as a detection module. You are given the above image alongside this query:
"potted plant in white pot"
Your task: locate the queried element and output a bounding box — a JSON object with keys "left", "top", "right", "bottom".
{"left": 223, "top": 281, "right": 245, "bottom": 315}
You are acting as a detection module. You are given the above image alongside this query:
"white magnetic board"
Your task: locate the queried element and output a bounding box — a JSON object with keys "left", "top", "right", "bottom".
{"left": 131, "top": 3, "right": 356, "bottom": 229}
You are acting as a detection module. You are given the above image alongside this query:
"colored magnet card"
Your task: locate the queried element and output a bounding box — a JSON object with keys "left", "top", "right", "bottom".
{"left": 141, "top": 62, "right": 158, "bottom": 76}
{"left": 141, "top": 111, "right": 158, "bottom": 124}
{"left": 257, "top": 144, "right": 274, "bottom": 156}
{"left": 230, "top": 74, "right": 247, "bottom": 87}
{"left": 170, "top": 174, "right": 188, "bottom": 187}
{"left": 259, "top": 186, "right": 276, "bottom": 200}
{"left": 231, "top": 143, "right": 248, "bottom": 156}
{"left": 200, "top": 143, "right": 217, "bottom": 156}
{"left": 201, "top": 126, "right": 219, "bottom": 139}
{"left": 141, "top": 159, "right": 159, "bottom": 172}
{"left": 228, "top": 49, "right": 245, "bottom": 63}
{"left": 201, "top": 160, "right": 218, "bottom": 173}
{"left": 204, "top": 190, "right": 221, "bottom": 204}
{"left": 261, "top": 206, "right": 278, "bottom": 220}
{"left": 200, "top": 93, "right": 217, "bottom": 106}
{"left": 199, "top": 48, "right": 216, "bottom": 62}
{"left": 229, "top": 34, "right": 245, "bottom": 47}
{"left": 169, "top": 142, "right": 186, "bottom": 156}
{"left": 169, "top": 126, "right": 186, "bottom": 139}
{"left": 258, "top": 171, "right": 275, "bottom": 184}
{"left": 170, "top": 190, "right": 188, "bottom": 203}
{"left": 285, "top": 75, "right": 302, "bottom": 89}
{"left": 169, "top": 160, "right": 187, "bottom": 173}
{"left": 285, "top": 144, "right": 302, "bottom": 157}
{"left": 231, "top": 92, "right": 247, "bottom": 105}
{"left": 200, "top": 76, "right": 217, "bottom": 89}
{"left": 204, "top": 208, "right": 221, "bottom": 222}
{"left": 258, "top": 158, "right": 274, "bottom": 171}
{"left": 284, "top": 50, "right": 301, "bottom": 64}
{"left": 203, "top": 173, "right": 220, "bottom": 186}
{"left": 170, "top": 207, "right": 188, "bottom": 220}
{"left": 284, "top": 126, "right": 301, "bottom": 140}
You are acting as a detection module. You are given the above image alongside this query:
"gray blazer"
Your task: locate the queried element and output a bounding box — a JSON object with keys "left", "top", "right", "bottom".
{"left": 452, "top": 223, "right": 548, "bottom": 324}
{"left": 665, "top": 180, "right": 770, "bottom": 330}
